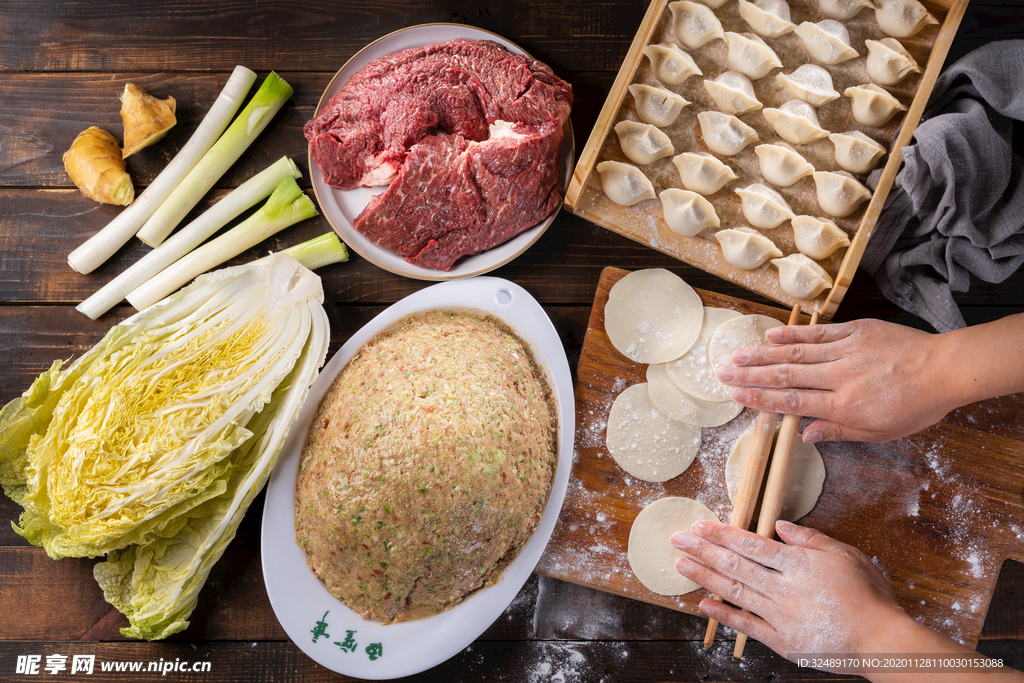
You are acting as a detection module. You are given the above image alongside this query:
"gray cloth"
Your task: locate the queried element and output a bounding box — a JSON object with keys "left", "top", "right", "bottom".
{"left": 861, "top": 39, "right": 1024, "bottom": 333}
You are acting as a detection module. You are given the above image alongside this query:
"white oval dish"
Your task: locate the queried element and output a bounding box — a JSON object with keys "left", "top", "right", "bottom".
{"left": 261, "top": 276, "right": 575, "bottom": 679}
{"left": 308, "top": 24, "right": 575, "bottom": 281}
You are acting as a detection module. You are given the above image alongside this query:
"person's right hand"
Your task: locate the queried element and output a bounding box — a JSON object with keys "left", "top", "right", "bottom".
{"left": 714, "top": 318, "right": 958, "bottom": 443}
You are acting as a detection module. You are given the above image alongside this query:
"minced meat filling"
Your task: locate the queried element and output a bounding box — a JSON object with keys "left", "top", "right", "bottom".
{"left": 295, "top": 310, "right": 557, "bottom": 623}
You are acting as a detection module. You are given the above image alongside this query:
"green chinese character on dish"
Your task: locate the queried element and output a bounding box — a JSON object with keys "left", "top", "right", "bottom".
{"left": 334, "top": 630, "right": 358, "bottom": 653}
{"left": 311, "top": 611, "right": 330, "bottom": 643}
{"left": 365, "top": 642, "right": 383, "bottom": 661}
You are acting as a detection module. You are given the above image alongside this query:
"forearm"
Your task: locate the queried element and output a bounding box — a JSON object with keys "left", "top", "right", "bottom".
{"left": 934, "top": 313, "right": 1024, "bottom": 410}
{"left": 861, "top": 615, "right": 1023, "bottom": 683}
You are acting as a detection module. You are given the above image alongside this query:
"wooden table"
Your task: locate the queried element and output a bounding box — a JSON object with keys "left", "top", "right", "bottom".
{"left": 1, "top": 1, "right": 1022, "bottom": 681}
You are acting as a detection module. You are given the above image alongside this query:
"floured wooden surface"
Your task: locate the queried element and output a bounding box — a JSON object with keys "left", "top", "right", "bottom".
{"left": 569, "top": 0, "right": 944, "bottom": 314}
{"left": 536, "top": 267, "right": 1024, "bottom": 647}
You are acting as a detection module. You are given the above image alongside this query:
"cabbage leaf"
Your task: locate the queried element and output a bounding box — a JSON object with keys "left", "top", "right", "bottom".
{"left": 0, "top": 253, "right": 329, "bottom": 639}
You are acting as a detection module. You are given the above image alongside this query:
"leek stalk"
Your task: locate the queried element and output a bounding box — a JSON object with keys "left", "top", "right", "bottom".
{"left": 135, "top": 72, "right": 294, "bottom": 248}
{"left": 258, "top": 232, "right": 349, "bottom": 271}
{"left": 76, "top": 156, "right": 301, "bottom": 320}
{"left": 126, "top": 176, "right": 317, "bottom": 311}
{"left": 67, "top": 66, "right": 257, "bottom": 274}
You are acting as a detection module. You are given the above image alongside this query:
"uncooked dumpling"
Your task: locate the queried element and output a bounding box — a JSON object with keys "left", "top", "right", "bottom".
{"left": 691, "top": 0, "right": 730, "bottom": 6}
{"left": 715, "top": 227, "right": 783, "bottom": 270}
{"left": 604, "top": 268, "right": 704, "bottom": 364}
{"left": 829, "top": 130, "right": 887, "bottom": 174}
{"left": 726, "top": 427, "right": 825, "bottom": 521}
{"left": 845, "top": 83, "right": 907, "bottom": 127}
{"left": 665, "top": 306, "right": 742, "bottom": 402}
{"left": 670, "top": 0, "right": 726, "bottom": 49}
{"left": 606, "top": 384, "right": 702, "bottom": 483}
{"left": 875, "top": 0, "right": 939, "bottom": 38}
{"left": 865, "top": 38, "right": 923, "bottom": 86}
{"left": 735, "top": 183, "right": 795, "bottom": 229}
{"left": 772, "top": 253, "right": 834, "bottom": 299}
{"left": 762, "top": 99, "right": 829, "bottom": 145}
{"left": 738, "top": 0, "right": 796, "bottom": 38}
{"left": 816, "top": 0, "right": 873, "bottom": 20}
{"left": 629, "top": 83, "right": 691, "bottom": 127}
{"left": 644, "top": 43, "right": 703, "bottom": 86}
{"left": 659, "top": 188, "right": 721, "bottom": 236}
{"left": 596, "top": 161, "right": 657, "bottom": 206}
{"left": 795, "top": 20, "right": 859, "bottom": 65}
{"left": 673, "top": 152, "right": 738, "bottom": 195}
{"left": 703, "top": 71, "right": 763, "bottom": 116}
{"left": 791, "top": 215, "right": 851, "bottom": 260}
{"left": 813, "top": 170, "right": 872, "bottom": 217}
{"left": 698, "top": 111, "right": 760, "bottom": 156}
{"left": 724, "top": 32, "right": 783, "bottom": 80}
{"left": 615, "top": 120, "right": 675, "bottom": 165}
{"left": 754, "top": 143, "right": 815, "bottom": 187}
{"left": 775, "top": 65, "right": 840, "bottom": 107}
{"left": 628, "top": 497, "right": 719, "bottom": 595}
{"left": 646, "top": 362, "right": 744, "bottom": 427}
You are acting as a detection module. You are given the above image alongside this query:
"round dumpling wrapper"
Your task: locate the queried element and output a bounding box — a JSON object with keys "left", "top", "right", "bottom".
{"left": 707, "top": 314, "right": 784, "bottom": 391}
{"left": 606, "top": 383, "right": 702, "bottom": 482}
{"left": 647, "top": 363, "right": 744, "bottom": 428}
{"left": 665, "top": 306, "right": 742, "bottom": 402}
{"left": 628, "top": 496, "right": 720, "bottom": 595}
{"left": 604, "top": 269, "right": 704, "bottom": 364}
{"left": 726, "top": 427, "right": 826, "bottom": 521}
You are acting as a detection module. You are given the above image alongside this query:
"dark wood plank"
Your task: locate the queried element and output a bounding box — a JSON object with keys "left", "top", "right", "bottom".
{"left": 982, "top": 560, "right": 1024, "bottom": 641}
{"left": 0, "top": 190, "right": 780, "bottom": 306}
{"left": 0, "top": 1, "right": 641, "bottom": 74}
{"left": 0, "top": 72, "right": 325, "bottom": 189}
{"left": 0, "top": 639, "right": 865, "bottom": 682}
{"left": 0, "top": 69, "right": 616, "bottom": 189}
{"left": 0, "top": 635, "right": 1014, "bottom": 683}
{"left": 0, "top": 545, "right": 545, "bottom": 642}
{"left": 0, "top": 304, "right": 592, "bottom": 405}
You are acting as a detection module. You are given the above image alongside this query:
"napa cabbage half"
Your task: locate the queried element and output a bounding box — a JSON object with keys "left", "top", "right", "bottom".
{"left": 0, "top": 253, "right": 329, "bottom": 640}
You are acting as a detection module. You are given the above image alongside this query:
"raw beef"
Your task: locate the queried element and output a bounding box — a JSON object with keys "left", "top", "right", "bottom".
{"left": 305, "top": 38, "right": 573, "bottom": 190}
{"left": 354, "top": 120, "right": 564, "bottom": 271}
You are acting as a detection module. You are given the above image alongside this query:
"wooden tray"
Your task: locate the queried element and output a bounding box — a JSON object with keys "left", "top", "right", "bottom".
{"left": 536, "top": 266, "right": 1024, "bottom": 647}
{"left": 564, "top": 0, "right": 969, "bottom": 319}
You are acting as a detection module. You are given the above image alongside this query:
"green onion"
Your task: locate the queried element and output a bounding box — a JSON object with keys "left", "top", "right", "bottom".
{"left": 260, "top": 232, "right": 349, "bottom": 271}
{"left": 126, "top": 176, "right": 317, "bottom": 311}
{"left": 135, "top": 72, "right": 294, "bottom": 248}
{"left": 67, "top": 66, "right": 257, "bottom": 274}
{"left": 76, "top": 156, "right": 301, "bottom": 320}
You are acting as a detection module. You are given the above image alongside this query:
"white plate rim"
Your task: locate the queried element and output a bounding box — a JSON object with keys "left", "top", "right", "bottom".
{"left": 306, "top": 23, "right": 575, "bottom": 281}
{"left": 260, "top": 276, "right": 575, "bottom": 679}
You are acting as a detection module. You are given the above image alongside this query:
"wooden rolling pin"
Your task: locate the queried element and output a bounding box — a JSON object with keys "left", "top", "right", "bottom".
{"left": 703, "top": 304, "right": 803, "bottom": 648}
{"left": 732, "top": 310, "right": 820, "bottom": 659}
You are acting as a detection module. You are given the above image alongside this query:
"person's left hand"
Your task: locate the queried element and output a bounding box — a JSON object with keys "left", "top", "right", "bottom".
{"left": 671, "top": 519, "right": 910, "bottom": 671}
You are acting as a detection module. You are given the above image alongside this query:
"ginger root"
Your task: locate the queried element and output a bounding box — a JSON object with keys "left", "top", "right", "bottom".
{"left": 63, "top": 126, "right": 135, "bottom": 206}
{"left": 119, "top": 83, "right": 176, "bottom": 158}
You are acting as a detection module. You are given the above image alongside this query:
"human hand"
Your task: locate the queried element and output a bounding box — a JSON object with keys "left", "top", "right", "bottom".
{"left": 671, "top": 519, "right": 910, "bottom": 672}
{"left": 714, "top": 318, "right": 955, "bottom": 443}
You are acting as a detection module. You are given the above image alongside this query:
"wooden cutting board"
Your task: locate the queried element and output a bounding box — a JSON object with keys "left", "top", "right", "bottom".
{"left": 536, "top": 266, "right": 1024, "bottom": 647}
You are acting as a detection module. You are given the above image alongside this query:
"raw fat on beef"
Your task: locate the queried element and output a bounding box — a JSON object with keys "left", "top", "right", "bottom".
{"left": 354, "top": 120, "right": 564, "bottom": 271}
{"left": 305, "top": 38, "right": 573, "bottom": 190}
{"left": 303, "top": 38, "right": 573, "bottom": 271}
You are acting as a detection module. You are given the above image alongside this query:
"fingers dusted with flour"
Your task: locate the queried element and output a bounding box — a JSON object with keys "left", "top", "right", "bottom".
{"left": 715, "top": 318, "right": 958, "bottom": 443}
{"left": 672, "top": 519, "right": 910, "bottom": 670}
{"left": 673, "top": 519, "right": 1024, "bottom": 681}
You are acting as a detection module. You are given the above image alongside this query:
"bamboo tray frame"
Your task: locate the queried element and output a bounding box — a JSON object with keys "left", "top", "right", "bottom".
{"left": 565, "top": 0, "right": 969, "bottom": 319}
